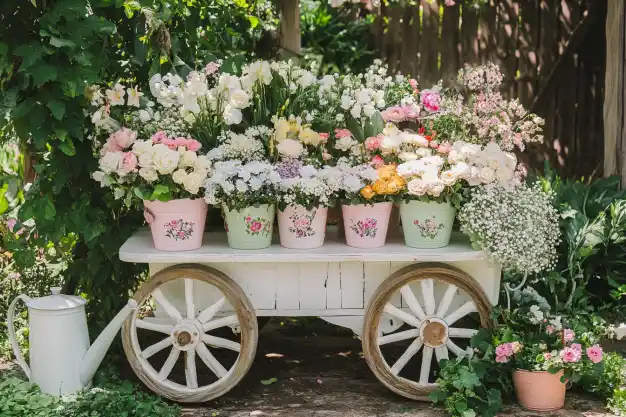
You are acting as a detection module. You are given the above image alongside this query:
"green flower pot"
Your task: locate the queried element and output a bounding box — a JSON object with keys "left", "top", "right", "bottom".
{"left": 400, "top": 200, "right": 456, "bottom": 249}
{"left": 223, "top": 204, "right": 275, "bottom": 250}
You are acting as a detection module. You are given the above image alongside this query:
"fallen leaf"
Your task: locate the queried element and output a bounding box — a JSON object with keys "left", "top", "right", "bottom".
{"left": 317, "top": 378, "right": 323, "bottom": 384}
{"left": 260, "top": 377, "right": 278, "bottom": 385}
{"left": 337, "top": 350, "right": 352, "bottom": 357}
{"left": 265, "top": 353, "right": 284, "bottom": 358}
{"left": 250, "top": 411, "right": 264, "bottom": 416}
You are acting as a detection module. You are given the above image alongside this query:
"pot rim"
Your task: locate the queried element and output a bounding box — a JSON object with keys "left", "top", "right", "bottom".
{"left": 513, "top": 368, "right": 564, "bottom": 375}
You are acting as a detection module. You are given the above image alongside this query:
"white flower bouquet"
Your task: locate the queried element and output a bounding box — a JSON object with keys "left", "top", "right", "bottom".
{"left": 271, "top": 116, "right": 330, "bottom": 165}
{"left": 274, "top": 162, "right": 340, "bottom": 211}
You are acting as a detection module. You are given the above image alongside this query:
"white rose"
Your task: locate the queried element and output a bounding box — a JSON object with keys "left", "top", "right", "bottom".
{"left": 467, "top": 166, "right": 482, "bottom": 186}
{"left": 276, "top": 138, "right": 305, "bottom": 158}
{"left": 380, "top": 135, "right": 402, "bottom": 152}
{"left": 172, "top": 169, "right": 188, "bottom": 184}
{"left": 400, "top": 132, "right": 429, "bottom": 147}
{"left": 407, "top": 179, "right": 427, "bottom": 196}
{"left": 504, "top": 152, "right": 517, "bottom": 171}
{"left": 132, "top": 139, "right": 153, "bottom": 156}
{"left": 182, "top": 173, "right": 203, "bottom": 195}
{"left": 363, "top": 104, "right": 376, "bottom": 117}
{"left": 398, "top": 152, "right": 418, "bottom": 162}
{"left": 92, "top": 171, "right": 111, "bottom": 187}
{"left": 479, "top": 166, "right": 496, "bottom": 184}
{"left": 229, "top": 89, "right": 250, "bottom": 109}
{"left": 416, "top": 147, "right": 433, "bottom": 158}
{"left": 223, "top": 105, "right": 243, "bottom": 125}
{"left": 138, "top": 110, "right": 152, "bottom": 122}
{"left": 195, "top": 155, "right": 211, "bottom": 171}
{"left": 152, "top": 144, "right": 180, "bottom": 174}
{"left": 139, "top": 167, "right": 158, "bottom": 182}
{"left": 350, "top": 104, "right": 362, "bottom": 119}
{"left": 447, "top": 149, "right": 461, "bottom": 163}
{"left": 180, "top": 150, "right": 198, "bottom": 167}
{"left": 428, "top": 180, "right": 445, "bottom": 197}
{"left": 99, "top": 151, "right": 123, "bottom": 174}
{"left": 440, "top": 170, "right": 458, "bottom": 186}
{"left": 138, "top": 152, "right": 153, "bottom": 167}
{"left": 340, "top": 95, "right": 354, "bottom": 110}
{"left": 451, "top": 162, "right": 471, "bottom": 179}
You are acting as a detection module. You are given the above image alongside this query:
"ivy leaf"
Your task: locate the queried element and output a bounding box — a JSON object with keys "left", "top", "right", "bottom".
{"left": 30, "top": 63, "right": 58, "bottom": 86}
{"left": 14, "top": 42, "right": 43, "bottom": 69}
{"left": 47, "top": 99, "right": 65, "bottom": 120}
{"left": 59, "top": 138, "right": 76, "bottom": 156}
{"left": 49, "top": 37, "right": 76, "bottom": 48}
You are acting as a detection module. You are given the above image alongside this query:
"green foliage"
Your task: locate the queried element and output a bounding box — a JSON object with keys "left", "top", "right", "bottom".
{"left": 0, "top": 368, "right": 180, "bottom": 416}
{"left": 586, "top": 352, "right": 626, "bottom": 416}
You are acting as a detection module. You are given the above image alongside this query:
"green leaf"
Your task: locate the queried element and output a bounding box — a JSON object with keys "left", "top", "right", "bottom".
{"left": 14, "top": 42, "right": 43, "bottom": 69}
{"left": 29, "top": 63, "right": 57, "bottom": 86}
{"left": 260, "top": 377, "right": 277, "bottom": 385}
{"left": 58, "top": 138, "right": 75, "bottom": 156}
{"left": 84, "top": 222, "right": 106, "bottom": 243}
{"left": 49, "top": 37, "right": 76, "bottom": 48}
{"left": 248, "top": 15, "right": 260, "bottom": 28}
{"left": 152, "top": 184, "right": 169, "bottom": 197}
{"left": 369, "top": 111, "right": 385, "bottom": 136}
{"left": 462, "top": 411, "right": 476, "bottom": 417}
{"left": 46, "top": 99, "right": 65, "bottom": 120}
{"left": 454, "top": 399, "right": 468, "bottom": 413}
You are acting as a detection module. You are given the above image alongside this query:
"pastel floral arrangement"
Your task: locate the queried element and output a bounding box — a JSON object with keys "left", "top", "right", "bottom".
{"left": 492, "top": 305, "right": 605, "bottom": 383}
{"left": 274, "top": 161, "right": 340, "bottom": 210}
{"left": 93, "top": 129, "right": 210, "bottom": 204}
{"left": 271, "top": 116, "right": 330, "bottom": 165}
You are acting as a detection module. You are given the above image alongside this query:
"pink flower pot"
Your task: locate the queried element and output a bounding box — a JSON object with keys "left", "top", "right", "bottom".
{"left": 278, "top": 205, "right": 328, "bottom": 249}
{"left": 513, "top": 369, "right": 566, "bottom": 411}
{"left": 341, "top": 202, "right": 392, "bottom": 248}
{"left": 143, "top": 198, "right": 208, "bottom": 251}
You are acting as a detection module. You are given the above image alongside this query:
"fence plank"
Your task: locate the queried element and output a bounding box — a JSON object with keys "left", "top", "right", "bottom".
{"left": 387, "top": 5, "right": 404, "bottom": 74}
{"left": 400, "top": 5, "right": 420, "bottom": 76}
{"left": 440, "top": 2, "right": 461, "bottom": 85}
{"left": 461, "top": 4, "right": 480, "bottom": 66}
{"left": 479, "top": 0, "right": 498, "bottom": 65}
{"left": 518, "top": 0, "right": 540, "bottom": 106}
{"left": 496, "top": 0, "right": 519, "bottom": 96}
{"left": 419, "top": 0, "right": 440, "bottom": 87}
{"left": 279, "top": 0, "right": 301, "bottom": 56}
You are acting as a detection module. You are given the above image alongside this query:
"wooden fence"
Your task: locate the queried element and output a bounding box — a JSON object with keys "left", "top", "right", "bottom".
{"left": 376, "top": 0, "right": 606, "bottom": 178}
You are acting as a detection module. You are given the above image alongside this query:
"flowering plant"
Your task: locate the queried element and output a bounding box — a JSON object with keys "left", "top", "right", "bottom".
{"left": 274, "top": 161, "right": 340, "bottom": 210}
{"left": 270, "top": 116, "right": 330, "bottom": 164}
{"left": 206, "top": 127, "right": 271, "bottom": 164}
{"left": 92, "top": 129, "right": 210, "bottom": 205}
{"left": 336, "top": 159, "right": 404, "bottom": 205}
{"left": 458, "top": 183, "right": 561, "bottom": 275}
{"left": 203, "top": 160, "right": 280, "bottom": 211}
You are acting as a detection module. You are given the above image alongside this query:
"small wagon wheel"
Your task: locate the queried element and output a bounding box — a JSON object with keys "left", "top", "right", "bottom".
{"left": 362, "top": 263, "right": 492, "bottom": 400}
{"left": 122, "top": 264, "right": 258, "bottom": 403}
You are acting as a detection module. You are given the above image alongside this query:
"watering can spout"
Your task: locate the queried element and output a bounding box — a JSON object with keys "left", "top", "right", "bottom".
{"left": 79, "top": 299, "right": 137, "bottom": 385}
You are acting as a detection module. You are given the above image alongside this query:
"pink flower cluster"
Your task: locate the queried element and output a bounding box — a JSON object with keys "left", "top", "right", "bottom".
{"left": 151, "top": 131, "right": 201, "bottom": 151}
{"left": 420, "top": 89, "right": 441, "bottom": 112}
{"left": 495, "top": 341, "right": 522, "bottom": 363}
{"left": 102, "top": 128, "right": 137, "bottom": 154}
{"left": 365, "top": 135, "right": 382, "bottom": 150}
{"left": 381, "top": 104, "right": 421, "bottom": 122}
{"left": 334, "top": 128, "right": 353, "bottom": 138}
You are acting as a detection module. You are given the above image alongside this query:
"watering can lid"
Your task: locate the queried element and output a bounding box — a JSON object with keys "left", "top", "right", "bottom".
{"left": 27, "top": 287, "right": 86, "bottom": 311}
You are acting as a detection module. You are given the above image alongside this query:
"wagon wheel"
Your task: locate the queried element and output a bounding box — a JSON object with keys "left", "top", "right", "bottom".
{"left": 362, "top": 263, "right": 492, "bottom": 400}
{"left": 122, "top": 264, "right": 258, "bottom": 403}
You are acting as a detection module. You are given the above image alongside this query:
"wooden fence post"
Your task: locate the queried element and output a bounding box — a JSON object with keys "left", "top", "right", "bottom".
{"left": 604, "top": 0, "right": 626, "bottom": 184}
{"left": 279, "top": 0, "right": 301, "bottom": 57}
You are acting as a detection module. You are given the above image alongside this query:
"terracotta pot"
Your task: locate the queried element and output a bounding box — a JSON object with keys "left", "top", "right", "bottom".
{"left": 513, "top": 369, "right": 566, "bottom": 411}
{"left": 278, "top": 205, "right": 328, "bottom": 249}
{"left": 341, "top": 202, "right": 392, "bottom": 248}
{"left": 143, "top": 198, "right": 208, "bottom": 251}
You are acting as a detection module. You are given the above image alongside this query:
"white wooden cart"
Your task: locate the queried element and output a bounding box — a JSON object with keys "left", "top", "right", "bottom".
{"left": 119, "top": 228, "right": 500, "bottom": 403}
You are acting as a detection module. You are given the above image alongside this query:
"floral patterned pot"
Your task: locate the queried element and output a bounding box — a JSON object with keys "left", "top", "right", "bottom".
{"left": 223, "top": 204, "right": 275, "bottom": 250}
{"left": 278, "top": 205, "right": 328, "bottom": 249}
{"left": 143, "top": 198, "right": 208, "bottom": 252}
{"left": 513, "top": 369, "right": 566, "bottom": 411}
{"left": 400, "top": 200, "right": 456, "bottom": 249}
{"left": 341, "top": 202, "right": 392, "bottom": 249}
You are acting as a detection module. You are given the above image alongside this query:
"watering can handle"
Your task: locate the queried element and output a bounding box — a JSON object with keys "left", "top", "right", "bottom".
{"left": 7, "top": 294, "right": 31, "bottom": 380}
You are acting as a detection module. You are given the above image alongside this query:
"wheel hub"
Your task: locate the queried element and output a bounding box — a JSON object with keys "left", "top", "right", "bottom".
{"left": 420, "top": 317, "right": 448, "bottom": 348}
{"left": 171, "top": 319, "right": 202, "bottom": 351}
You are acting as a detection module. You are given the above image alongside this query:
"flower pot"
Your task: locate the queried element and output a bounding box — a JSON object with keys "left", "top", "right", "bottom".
{"left": 278, "top": 205, "right": 328, "bottom": 249}
{"left": 143, "top": 198, "right": 208, "bottom": 251}
{"left": 513, "top": 369, "right": 566, "bottom": 411}
{"left": 400, "top": 200, "right": 456, "bottom": 249}
{"left": 341, "top": 202, "right": 392, "bottom": 248}
{"left": 223, "top": 204, "right": 275, "bottom": 250}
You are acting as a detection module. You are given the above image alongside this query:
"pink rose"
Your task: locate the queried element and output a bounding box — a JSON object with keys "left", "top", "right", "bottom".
{"left": 429, "top": 140, "right": 439, "bottom": 149}
{"left": 401, "top": 104, "right": 420, "bottom": 119}
{"left": 495, "top": 354, "right": 509, "bottom": 364}
{"left": 586, "top": 345, "right": 603, "bottom": 364}
{"left": 109, "top": 128, "right": 137, "bottom": 150}
{"left": 420, "top": 89, "right": 441, "bottom": 112}
{"left": 251, "top": 222, "right": 262, "bottom": 232}
{"left": 571, "top": 343, "right": 582, "bottom": 352}
{"left": 174, "top": 137, "right": 189, "bottom": 148}
{"left": 6, "top": 218, "right": 17, "bottom": 232}
{"left": 544, "top": 352, "right": 552, "bottom": 360}
{"left": 560, "top": 346, "right": 582, "bottom": 363}
{"left": 381, "top": 106, "right": 406, "bottom": 123}
{"left": 371, "top": 155, "right": 385, "bottom": 168}
{"left": 319, "top": 133, "right": 330, "bottom": 141}
{"left": 409, "top": 79, "right": 418, "bottom": 89}
{"left": 563, "top": 329, "right": 575, "bottom": 343}
{"left": 546, "top": 325, "right": 555, "bottom": 334}
{"left": 151, "top": 131, "right": 168, "bottom": 144}
{"left": 365, "top": 136, "right": 382, "bottom": 150}
{"left": 322, "top": 152, "right": 332, "bottom": 161}
{"left": 186, "top": 139, "right": 202, "bottom": 152}
{"left": 334, "top": 128, "right": 353, "bottom": 138}
{"left": 118, "top": 152, "right": 138, "bottom": 173}
{"left": 205, "top": 62, "right": 220, "bottom": 75}
{"left": 437, "top": 142, "right": 452, "bottom": 154}
{"left": 161, "top": 138, "right": 178, "bottom": 150}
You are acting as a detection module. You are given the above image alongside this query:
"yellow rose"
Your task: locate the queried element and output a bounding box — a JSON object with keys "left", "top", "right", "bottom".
{"left": 377, "top": 165, "right": 395, "bottom": 181}
{"left": 387, "top": 177, "right": 404, "bottom": 194}
{"left": 299, "top": 127, "right": 323, "bottom": 146}
{"left": 372, "top": 180, "right": 388, "bottom": 195}
{"left": 274, "top": 119, "right": 291, "bottom": 142}
{"left": 360, "top": 185, "right": 376, "bottom": 200}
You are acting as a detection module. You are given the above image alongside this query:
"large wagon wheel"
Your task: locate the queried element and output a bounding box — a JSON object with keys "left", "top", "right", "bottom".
{"left": 362, "top": 263, "right": 492, "bottom": 400}
{"left": 122, "top": 264, "right": 258, "bottom": 403}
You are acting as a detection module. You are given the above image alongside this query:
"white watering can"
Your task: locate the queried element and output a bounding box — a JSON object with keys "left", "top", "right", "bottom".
{"left": 7, "top": 287, "right": 137, "bottom": 396}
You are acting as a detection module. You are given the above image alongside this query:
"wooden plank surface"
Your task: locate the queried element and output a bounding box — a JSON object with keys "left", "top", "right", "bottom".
{"left": 518, "top": 0, "right": 540, "bottom": 106}
{"left": 440, "top": 3, "right": 461, "bottom": 85}
{"left": 419, "top": 0, "right": 440, "bottom": 87}
{"left": 279, "top": 0, "right": 301, "bottom": 56}
{"left": 461, "top": 3, "right": 480, "bottom": 66}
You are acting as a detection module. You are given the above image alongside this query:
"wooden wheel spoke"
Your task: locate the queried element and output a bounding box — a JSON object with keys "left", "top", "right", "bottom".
{"left": 448, "top": 328, "right": 478, "bottom": 338}
{"left": 390, "top": 337, "right": 423, "bottom": 375}
{"left": 383, "top": 303, "right": 422, "bottom": 328}
{"left": 197, "top": 297, "right": 226, "bottom": 324}
{"left": 136, "top": 319, "right": 173, "bottom": 335}
{"left": 185, "top": 350, "right": 198, "bottom": 389}
{"left": 202, "top": 334, "right": 241, "bottom": 352}
{"left": 184, "top": 278, "right": 195, "bottom": 319}
{"left": 399, "top": 285, "right": 426, "bottom": 320}
{"left": 152, "top": 288, "right": 183, "bottom": 322}
{"left": 435, "top": 346, "right": 449, "bottom": 363}
{"left": 420, "top": 279, "right": 436, "bottom": 316}
{"left": 419, "top": 346, "right": 434, "bottom": 384}
{"left": 446, "top": 339, "right": 470, "bottom": 357}
{"left": 443, "top": 301, "right": 476, "bottom": 327}
{"left": 378, "top": 329, "right": 420, "bottom": 346}
{"left": 202, "top": 314, "right": 239, "bottom": 332}
{"left": 196, "top": 342, "right": 228, "bottom": 378}
{"left": 436, "top": 284, "right": 458, "bottom": 317}
{"left": 158, "top": 347, "right": 180, "bottom": 380}
{"left": 142, "top": 337, "right": 172, "bottom": 359}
